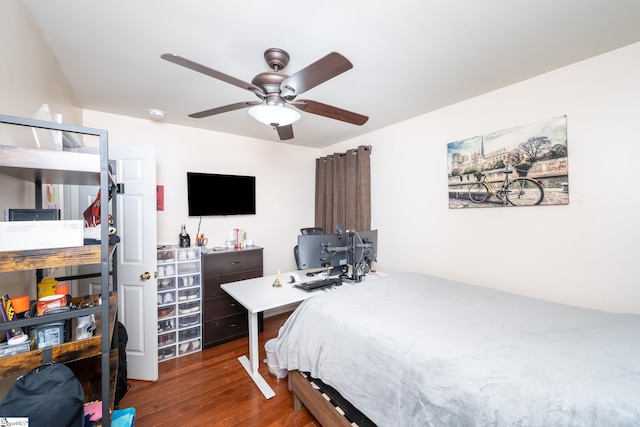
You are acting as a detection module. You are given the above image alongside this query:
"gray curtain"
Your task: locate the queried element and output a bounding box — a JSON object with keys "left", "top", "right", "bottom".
{"left": 315, "top": 145, "right": 372, "bottom": 233}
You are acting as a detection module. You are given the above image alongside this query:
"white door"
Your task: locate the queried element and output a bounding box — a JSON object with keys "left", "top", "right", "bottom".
{"left": 112, "top": 145, "right": 158, "bottom": 381}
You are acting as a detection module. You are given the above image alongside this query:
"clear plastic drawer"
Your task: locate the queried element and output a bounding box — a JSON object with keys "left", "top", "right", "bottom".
{"left": 178, "top": 274, "right": 199, "bottom": 288}
{"left": 178, "top": 260, "right": 200, "bottom": 275}
{"left": 176, "top": 248, "right": 199, "bottom": 261}
{"left": 157, "top": 290, "right": 176, "bottom": 306}
{"left": 157, "top": 277, "right": 175, "bottom": 292}
{"left": 158, "top": 318, "right": 175, "bottom": 333}
{"left": 158, "top": 304, "right": 175, "bottom": 319}
{"left": 157, "top": 249, "right": 175, "bottom": 264}
{"left": 178, "top": 300, "right": 200, "bottom": 315}
{"left": 178, "top": 326, "right": 201, "bottom": 342}
{"left": 158, "top": 331, "right": 176, "bottom": 347}
{"left": 157, "top": 263, "right": 176, "bottom": 278}
{"left": 178, "top": 313, "right": 200, "bottom": 329}
{"left": 178, "top": 287, "right": 200, "bottom": 302}
{"left": 158, "top": 346, "right": 176, "bottom": 361}
{"left": 178, "top": 338, "right": 201, "bottom": 356}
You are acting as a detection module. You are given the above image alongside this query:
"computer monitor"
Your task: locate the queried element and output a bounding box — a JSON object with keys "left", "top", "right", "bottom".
{"left": 296, "top": 234, "right": 349, "bottom": 275}
{"left": 348, "top": 229, "right": 378, "bottom": 281}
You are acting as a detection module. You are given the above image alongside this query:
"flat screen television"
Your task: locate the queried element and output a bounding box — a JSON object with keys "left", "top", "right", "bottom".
{"left": 187, "top": 172, "right": 256, "bottom": 216}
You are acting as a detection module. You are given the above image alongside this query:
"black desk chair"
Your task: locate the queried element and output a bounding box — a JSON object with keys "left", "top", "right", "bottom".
{"left": 300, "top": 227, "right": 324, "bottom": 235}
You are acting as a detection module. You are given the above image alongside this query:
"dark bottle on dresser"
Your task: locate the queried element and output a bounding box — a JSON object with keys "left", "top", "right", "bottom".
{"left": 179, "top": 224, "right": 191, "bottom": 247}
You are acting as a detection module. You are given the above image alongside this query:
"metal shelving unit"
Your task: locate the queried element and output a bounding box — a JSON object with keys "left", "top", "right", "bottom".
{"left": 0, "top": 114, "right": 116, "bottom": 427}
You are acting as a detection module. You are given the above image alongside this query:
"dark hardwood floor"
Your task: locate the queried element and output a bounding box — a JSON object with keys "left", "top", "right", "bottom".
{"left": 119, "top": 311, "right": 319, "bottom": 426}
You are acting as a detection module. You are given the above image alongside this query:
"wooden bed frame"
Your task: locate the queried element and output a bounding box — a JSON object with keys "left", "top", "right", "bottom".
{"left": 289, "top": 370, "right": 353, "bottom": 427}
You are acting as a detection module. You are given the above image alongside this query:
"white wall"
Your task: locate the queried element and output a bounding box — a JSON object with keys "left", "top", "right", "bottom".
{"left": 326, "top": 42, "right": 640, "bottom": 314}
{"left": 0, "top": 0, "right": 81, "bottom": 209}
{"left": 81, "top": 110, "right": 318, "bottom": 276}
{"left": 0, "top": 1, "right": 81, "bottom": 139}
{"left": 0, "top": 0, "right": 82, "bottom": 298}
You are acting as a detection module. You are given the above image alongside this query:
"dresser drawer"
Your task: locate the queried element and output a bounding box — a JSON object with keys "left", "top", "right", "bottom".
{"left": 203, "top": 269, "right": 263, "bottom": 299}
{"left": 202, "top": 249, "right": 263, "bottom": 276}
{"left": 205, "top": 295, "right": 245, "bottom": 318}
{"left": 203, "top": 313, "right": 248, "bottom": 347}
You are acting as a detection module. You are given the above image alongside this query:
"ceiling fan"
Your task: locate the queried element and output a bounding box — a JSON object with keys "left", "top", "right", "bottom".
{"left": 161, "top": 48, "right": 369, "bottom": 140}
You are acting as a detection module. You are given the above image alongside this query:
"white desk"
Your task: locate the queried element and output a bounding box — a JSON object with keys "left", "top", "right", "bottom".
{"left": 221, "top": 271, "right": 385, "bottom": 399}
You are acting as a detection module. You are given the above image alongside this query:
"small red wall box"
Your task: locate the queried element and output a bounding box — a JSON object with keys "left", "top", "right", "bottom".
{"left": 157, "top": 185, "right": 165, "bottom": 211}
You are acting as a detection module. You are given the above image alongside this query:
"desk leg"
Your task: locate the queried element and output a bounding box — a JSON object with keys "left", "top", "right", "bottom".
{"left": 238, "top": 311, "right": 275, "bottom": 399}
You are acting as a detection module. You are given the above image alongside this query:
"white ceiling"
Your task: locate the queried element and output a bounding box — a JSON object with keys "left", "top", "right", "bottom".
{"left": 24, "top": 0, "right": 640, "bottom": 148}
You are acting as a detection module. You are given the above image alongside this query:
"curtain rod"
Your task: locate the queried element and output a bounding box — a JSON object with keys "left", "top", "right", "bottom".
{"left": 320, "top": 145, "right": 372, "bottom": 160}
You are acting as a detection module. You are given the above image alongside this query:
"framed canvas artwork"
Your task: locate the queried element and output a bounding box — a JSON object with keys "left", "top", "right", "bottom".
{"left": 447, "top": 115, "right": 569, "bottom": 209}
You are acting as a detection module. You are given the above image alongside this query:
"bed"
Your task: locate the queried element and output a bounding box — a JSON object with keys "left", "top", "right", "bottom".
{"left": 274, "top": 272, "right": 640, "bottom": 426}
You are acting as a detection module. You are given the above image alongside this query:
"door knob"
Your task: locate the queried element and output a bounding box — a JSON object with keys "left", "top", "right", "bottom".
{"left": 140, "top": 272, "right": 151, "bottom": 281}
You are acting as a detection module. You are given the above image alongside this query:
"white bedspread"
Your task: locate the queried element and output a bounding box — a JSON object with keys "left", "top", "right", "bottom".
{"left": 275, "top": 272, "right": 640, "bottom": 426}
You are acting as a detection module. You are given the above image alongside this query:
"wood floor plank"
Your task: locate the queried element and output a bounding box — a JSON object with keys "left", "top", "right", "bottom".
{"left": 119, "top": 312, "right": 319, "bottom": 426}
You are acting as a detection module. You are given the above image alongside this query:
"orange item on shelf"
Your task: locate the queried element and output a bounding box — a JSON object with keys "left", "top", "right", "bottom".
{"left": 36, "top": 294, "right": 67, "bottom": 316}
{"left": 11, "top": 295, "right": 30, "bottom": 314}
{"left": 55, "top": 284, "right": 70, "bottom": 295}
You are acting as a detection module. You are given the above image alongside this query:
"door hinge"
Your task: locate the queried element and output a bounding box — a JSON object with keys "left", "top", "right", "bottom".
{"left": 116, "top": 183, "right": 125, "bottom": 194}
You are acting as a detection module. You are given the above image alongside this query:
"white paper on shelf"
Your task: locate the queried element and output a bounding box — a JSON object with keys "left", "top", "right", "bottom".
{"left": 0, "top": 220, "right": 84, "bottom": 251}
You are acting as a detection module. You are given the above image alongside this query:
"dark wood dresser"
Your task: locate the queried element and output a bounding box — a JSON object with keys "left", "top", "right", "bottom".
{"left": 201, "top": 246, "right": 264, "bottom": 348}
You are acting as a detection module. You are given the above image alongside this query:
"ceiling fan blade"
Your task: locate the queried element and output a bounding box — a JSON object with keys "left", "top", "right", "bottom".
{"left": 276, "top": 124, "right": 294, "bottom": 140}
{"left": 293, "top": 100, "right": 369, "bottom": 125}
{"left": 280, "top": 52, "right": 353, "bottom": 98}
{"left": 189, "top": 101, "right": 262, "bottom": 119}
{"left": 161, "top": 53, "right": 265, "bottom": 97}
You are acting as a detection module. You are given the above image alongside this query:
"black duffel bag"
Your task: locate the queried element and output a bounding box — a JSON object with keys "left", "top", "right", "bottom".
{"left": 0, "top": 362, "right": 84, "bottom": 427}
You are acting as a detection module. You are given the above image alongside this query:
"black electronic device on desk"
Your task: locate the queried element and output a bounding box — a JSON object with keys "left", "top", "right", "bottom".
{"left": 295, "top": 277, "right": 342, "bottom": 292}
{"left": 294, "top": 227, "right": 379, "bottom": 283}
{"left": 4, "top": 208, "right": 60, "bottom": 221}
{"left": 296, "top": 233, "right": 348, "bottom": 275}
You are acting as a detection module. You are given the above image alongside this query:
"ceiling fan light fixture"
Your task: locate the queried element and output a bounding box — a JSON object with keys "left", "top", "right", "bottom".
{"left": 248, "top": 105, "right": 301, "bottom": 127}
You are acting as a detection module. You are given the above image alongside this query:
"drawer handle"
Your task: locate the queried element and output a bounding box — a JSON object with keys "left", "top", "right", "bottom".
{"left": 229, "top": 323, "right": 237, "bottom": 328}
{"left": 229, "top": 303, "right": 236, "bottom": 307}
{"left": 229, "top": 261, "right": 240, "bottom": 265}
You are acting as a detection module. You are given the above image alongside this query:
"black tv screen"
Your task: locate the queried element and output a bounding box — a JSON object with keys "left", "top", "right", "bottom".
{"left": 187, "top": 172, "right": 256, "bottom": 216}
